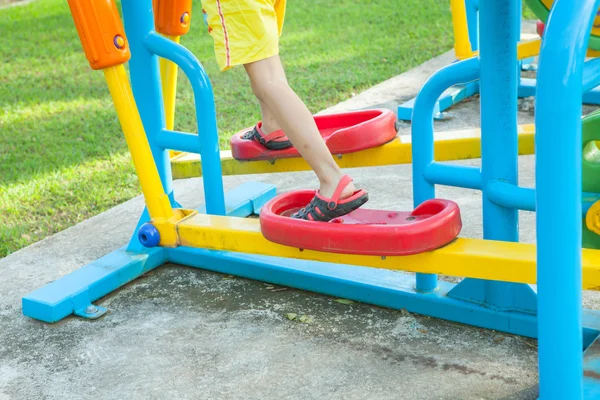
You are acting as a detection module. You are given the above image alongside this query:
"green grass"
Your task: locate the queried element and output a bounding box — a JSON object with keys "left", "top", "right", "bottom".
{"left": 522, "top": 3, "right": 537, "bottom": 20}
{"left": 0, "top": 0, "right": 455, "bottom": 258}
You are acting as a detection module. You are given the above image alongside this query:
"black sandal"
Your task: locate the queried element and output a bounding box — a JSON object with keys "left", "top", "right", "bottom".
{"left": 241, "top": 122, "right": 292, "bottom": 150}
{"left": 291, "top": 175, "right": 368, "bottom": 222}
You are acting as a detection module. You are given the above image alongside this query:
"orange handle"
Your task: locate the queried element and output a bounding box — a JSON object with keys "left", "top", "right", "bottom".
{"left": 153, "top": 0, "right": 193, "bottom": 36}
{"left": 67, "top": 0, "right": 130, "bottom": 70}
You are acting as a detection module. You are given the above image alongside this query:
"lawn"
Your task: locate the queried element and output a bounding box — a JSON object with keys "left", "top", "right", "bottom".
{"left": 0, "top": 0, "right": 457, "bottom": 257}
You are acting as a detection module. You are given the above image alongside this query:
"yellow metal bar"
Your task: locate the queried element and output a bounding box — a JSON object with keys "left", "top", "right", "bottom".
{"left": 168, "top": 213, "right": 600, "bottom": 290}
{"left": 517, "top": 38, "right": 541, "bottom": 60}
{"left": 462, "top": 37, "right": 596, "bottom": 61}
{"left": 104, "top": 65, "right": 174, "bottom": 220}
{"left": 159, "top": 34, "right": 181, "bottom": 157}
{"left": 450, "top": 0, "right": 476, "bottom": 60}
{"left": 160, "top": 34, "right": 180, "bottom": 132}
{"left": 453, "top": 38, "right": 541, "bottom": 61}
{"left": 170, "top": 124, "right": 536, "bottom": 179}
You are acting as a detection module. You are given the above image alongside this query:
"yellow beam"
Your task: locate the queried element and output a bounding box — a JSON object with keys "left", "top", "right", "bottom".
{"left": 168, "top": 213, "right": 600, "bottom": 290}
{"left": 104, "top": 65, "right": 174, "bottom": 220}
{"left": 159, "top": 34, "right": 180, "bottom": 132}
{"left": 459, "top": 36, "right": 598, "bottom": 61}
{"left": 450, "top": 0, "right": 476, "bottom": 60}
{"left": 517, "top": 38, "right": 541, "bottom": 61}
{"left": 170, "top": 124, "right": 536, "bottom": 179}
{"left": 159, "top": 34, "right": 181, "bottom": 158}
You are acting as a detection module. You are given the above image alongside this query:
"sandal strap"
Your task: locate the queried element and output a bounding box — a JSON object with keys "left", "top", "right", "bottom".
{"left": 326, "top": 175, "right": 353, "bottom": 210}
{"left": 259, "top": 130, "right": 287, "bottom": 143}
{"left": 291, "top": 189, "right": 369, "bottom": 222}
{"left": 256, "top": 122, "right": 288, "bottom": 142}
{"left": 242, "top": 123, "right": 292, "bottom": 150}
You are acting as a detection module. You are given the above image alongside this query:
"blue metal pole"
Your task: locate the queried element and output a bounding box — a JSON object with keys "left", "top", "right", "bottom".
{"left": 535, "top": 1, "right": 600, "bottom": 398}
{"left": 144, "top": 33, "right": 226, "bottom": 215}
{"left": 120, "top": 0, "right": 174, "bottom": 199}
{"left": 457, "top": 0, "right": 542, "bottom": 352}
{"left": 411, "top": 57, "right": 479, "bottom": 292}
{"left": 480, "top": 0, "right": 519, "bottom": 243}
{"left": 465, "top": 0, "right": 479, "bottom": 52}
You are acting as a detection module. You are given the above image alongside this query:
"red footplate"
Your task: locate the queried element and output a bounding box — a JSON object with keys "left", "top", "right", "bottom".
{"left": 536, "top": 21, "right": 545, "bottom": 37}
{"left": 230, "top": 109, "right": 398, "bottom": 161}
{"left": 259, "top": 190, "right": 462, "bottom": 256}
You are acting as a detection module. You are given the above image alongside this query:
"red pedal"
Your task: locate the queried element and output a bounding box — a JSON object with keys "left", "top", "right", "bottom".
{"left": 230, "top": 109, "right": 398, "bottom": 161}
{"left": 259, "top": 190, "right": 462, "bottom": 256}
{"left": 536, "top": 21, "right": 545, "bottom": 37}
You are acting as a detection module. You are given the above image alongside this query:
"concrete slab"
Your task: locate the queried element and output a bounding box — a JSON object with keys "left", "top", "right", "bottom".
{"left": 0, "top": 161, "right": 545, "bottom": 400}
{"left": 2, "top": 26, "right": 600, "bottom": 399}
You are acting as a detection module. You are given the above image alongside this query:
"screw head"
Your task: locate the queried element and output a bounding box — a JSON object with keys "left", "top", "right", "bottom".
{"left": 85, "top": 305, "right": 98, "bottom": 314}
{"left": 113, "top": 35, "right": 125, "bottom": 49}
{"left": 181, "top": 12, "right": 190, "bottom": 25}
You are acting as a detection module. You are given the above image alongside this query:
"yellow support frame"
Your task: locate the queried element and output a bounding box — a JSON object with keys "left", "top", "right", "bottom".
{"left": 150, "top": 211, "right": 600, "bottom": 290}
{"left": 160, "top": 34, "right": 180, "bottom": 132}
{"left": 159, "top": 34, "right": 182, "bottom": 158}
{"left": 450, "top": 0, "right": 475, "bottom": 60}
{"left": 104, "top": 65, "right": 174, "bottom": 221}
{"left": 170, "top": 124, "right": 536, "bottom": 179}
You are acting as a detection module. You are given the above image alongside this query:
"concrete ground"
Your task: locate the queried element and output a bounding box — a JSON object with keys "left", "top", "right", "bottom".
{"left": 2, "top": 25, "right": 600, "bottom": 399}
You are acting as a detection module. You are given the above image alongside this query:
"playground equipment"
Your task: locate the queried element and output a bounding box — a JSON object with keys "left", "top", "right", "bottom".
{"left": 526, "top": 0, "right": 600, "bottom": 50}
{"left": 154, "top": 0, "right": 191, "bottom": 158}
{"left": 18, "top": 0, "right": 600, "bottom": 398}
{"left": 169, "top": 0, "right": 544, "bottom": 180}
{"left": 230, "top": 109, "right": 398, "bottom": 161}
{"left": 397, "top": 0, "right": 600, "bottom": 122}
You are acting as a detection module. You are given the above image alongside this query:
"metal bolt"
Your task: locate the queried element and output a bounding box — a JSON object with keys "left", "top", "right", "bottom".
{"left": 180, "top": 12, "right": 190, "bottom": 25}
{"left": 113, "top": 35, "right": 125, "bottom": 49}
{"left": 85, "top": 305, "right": 98, "bottom": 314}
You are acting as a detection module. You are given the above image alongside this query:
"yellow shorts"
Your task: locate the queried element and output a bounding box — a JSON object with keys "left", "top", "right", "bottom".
{"left": 201, "top": 0, "right": 286, "bottom": 71}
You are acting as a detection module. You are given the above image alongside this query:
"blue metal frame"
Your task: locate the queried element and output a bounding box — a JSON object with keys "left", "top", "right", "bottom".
{"left": 20, "top": 0, "right": 600, "bottom": 397}
{"left": 535, "top": 1, "right": 600, "bottom": 398}
{"left": 411, "top": 0, "right": 541, "bottom": 322}
{"left": 397, "top": 0, "right": 481, "bottom": 122}
{"left": 397, "top": 0, "right": 600, "bottom": 122}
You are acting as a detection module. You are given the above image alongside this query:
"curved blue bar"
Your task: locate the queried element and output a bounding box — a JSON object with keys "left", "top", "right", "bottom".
{"left": 535, "top": 1, "right": 600, "bottom": 397}
{"left": 412, "top": 57, "right": 480, "bottom": 205}
{"left": 411, "top": 57, "right": 480, "bottom": 292}
{"left": 144, "top": 32, "right": 226, "bottom": 216}
{"left": 121, "top": 0, "right": 174, "bottom": 199}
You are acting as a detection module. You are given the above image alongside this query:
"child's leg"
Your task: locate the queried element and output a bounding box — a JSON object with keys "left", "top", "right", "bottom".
{"left": 258, "top": 100, "right": 282, "bottom": 136}
{"left": 244, "top": 55, "right": 356, "bottom": 200}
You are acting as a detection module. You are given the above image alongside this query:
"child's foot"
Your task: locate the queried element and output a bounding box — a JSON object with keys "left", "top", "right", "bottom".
{"left": 291, "top": 175, "right": 368, "bottom": 222}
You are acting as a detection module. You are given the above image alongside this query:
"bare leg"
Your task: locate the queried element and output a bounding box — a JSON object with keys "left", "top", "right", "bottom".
{"left": 244, "top": 55, "right": 356, "bottom": 199}
{"left": 258, "top": 99, "right": 282, "bottom": 135}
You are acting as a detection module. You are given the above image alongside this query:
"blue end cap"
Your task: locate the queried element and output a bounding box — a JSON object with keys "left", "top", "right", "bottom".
{"left": 138, "top": 223, "right": 160, "bottom": 247}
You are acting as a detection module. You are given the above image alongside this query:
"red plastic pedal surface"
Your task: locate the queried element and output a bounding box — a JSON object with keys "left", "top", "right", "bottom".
{"left": 230, "top": 109, "right": 397, "bottom": 161}
{"left": 536, "top": 21, "right": 545, "bottom": 37}
{"left": 259, "top": 190, "right": 462, "bottom": 256}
